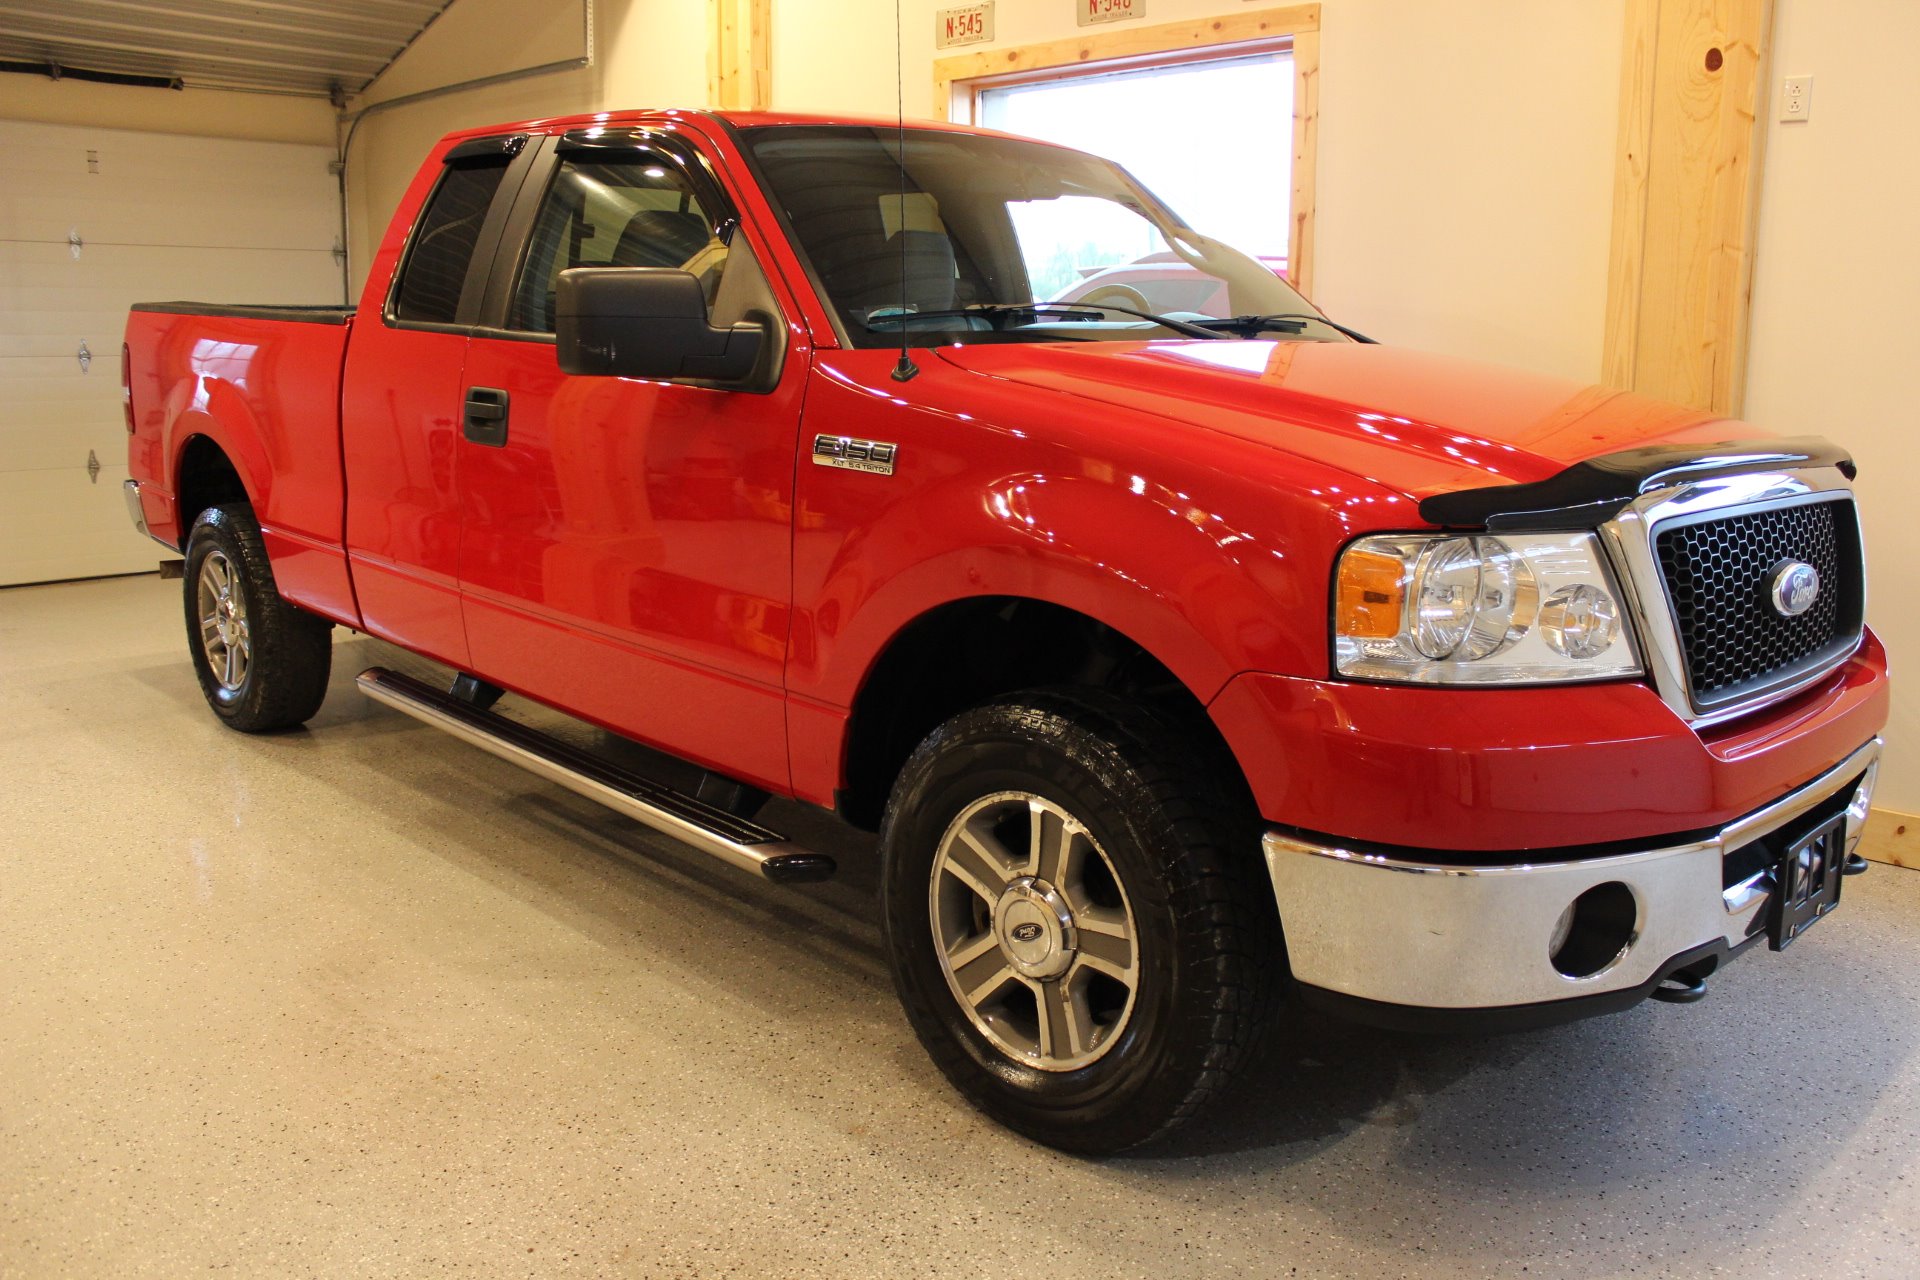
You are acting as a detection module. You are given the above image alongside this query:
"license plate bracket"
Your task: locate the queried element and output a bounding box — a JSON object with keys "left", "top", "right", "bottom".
{"left": 1769, "top": 813, "right": 1847, "bottom": 949}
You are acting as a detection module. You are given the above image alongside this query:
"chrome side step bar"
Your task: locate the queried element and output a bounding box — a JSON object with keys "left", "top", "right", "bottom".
{"left": 355, "top": 667, "right": 834, "bottom": 884}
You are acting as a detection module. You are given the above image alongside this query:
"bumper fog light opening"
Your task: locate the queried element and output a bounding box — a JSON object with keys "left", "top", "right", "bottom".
{"left": 1549, "top": 881, "right": 1639, "bottom": 979}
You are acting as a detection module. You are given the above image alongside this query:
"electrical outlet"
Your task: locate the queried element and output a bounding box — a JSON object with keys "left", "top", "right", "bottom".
{"left": 1781, "top": 75, "right": 1814, "bottom": 122}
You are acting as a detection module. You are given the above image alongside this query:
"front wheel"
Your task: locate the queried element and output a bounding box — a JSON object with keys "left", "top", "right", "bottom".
{"left": 879, "top": 690, "right": 1280, "bottom": 1153}
{"left": 182, "top": 504, "right": 332, "bottom": 732}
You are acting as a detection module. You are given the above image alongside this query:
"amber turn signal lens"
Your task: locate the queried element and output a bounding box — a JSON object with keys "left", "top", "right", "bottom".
{"left": 1335, "top": 549, "right": 1406, "bottom": 639}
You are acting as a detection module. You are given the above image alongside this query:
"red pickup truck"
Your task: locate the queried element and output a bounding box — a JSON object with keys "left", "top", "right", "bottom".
{"left": 123, "top": 110, "right": 1888, "bottom": 1153}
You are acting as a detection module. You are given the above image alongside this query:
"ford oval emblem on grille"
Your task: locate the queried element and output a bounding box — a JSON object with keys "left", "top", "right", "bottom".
{"left": 1769, "top": 560, "right": 1822, "bottom": 617}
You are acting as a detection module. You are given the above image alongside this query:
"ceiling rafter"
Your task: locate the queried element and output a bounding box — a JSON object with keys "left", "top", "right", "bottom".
{"left": 0, "top": 0, "right": 456, "bottom": 96}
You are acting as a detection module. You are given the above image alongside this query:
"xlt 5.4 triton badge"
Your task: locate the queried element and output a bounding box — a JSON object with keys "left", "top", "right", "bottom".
{"left": 812, "top": 434, "right": 897, "bottom": 475}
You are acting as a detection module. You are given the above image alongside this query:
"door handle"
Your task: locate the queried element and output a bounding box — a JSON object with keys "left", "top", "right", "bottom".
{"left": 464, "top": 387, "right": 509, "bottom": 447}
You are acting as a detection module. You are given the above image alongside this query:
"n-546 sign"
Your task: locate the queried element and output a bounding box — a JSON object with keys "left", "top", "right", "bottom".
{"left": 1079, "top": 0, "right": 1144, "bottom": 25}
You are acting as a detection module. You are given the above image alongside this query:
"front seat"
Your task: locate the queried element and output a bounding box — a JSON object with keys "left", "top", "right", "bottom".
{"left": 845, "top": 229, "right": 960, "bottom": 320}
{"left": 611, "top": 209, "right": 712, "bottom": 269}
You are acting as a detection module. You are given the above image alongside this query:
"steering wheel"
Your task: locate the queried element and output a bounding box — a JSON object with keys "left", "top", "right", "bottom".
{"left": 1074, "top": 284, "right": 1151, "bottom": 314}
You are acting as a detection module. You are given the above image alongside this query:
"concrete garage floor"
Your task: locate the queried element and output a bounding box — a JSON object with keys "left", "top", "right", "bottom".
{"left": 4, "top": 575, "right": 1919, "bottom": 1279}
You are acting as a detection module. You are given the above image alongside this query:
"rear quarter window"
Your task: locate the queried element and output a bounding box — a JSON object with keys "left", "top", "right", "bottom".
{"left": 391, "top": 158, "right": 512, "bottom": 325}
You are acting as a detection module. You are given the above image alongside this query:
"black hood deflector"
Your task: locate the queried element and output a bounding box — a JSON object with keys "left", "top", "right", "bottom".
{"left": 1417, "top": 437, "right": 1856, "bottom": 531}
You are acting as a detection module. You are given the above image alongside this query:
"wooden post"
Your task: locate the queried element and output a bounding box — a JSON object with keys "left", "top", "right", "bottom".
{"left": 708, "top": 0, "right": 772, "bottom": 111}
{"left": 1603, "top": 0, "right": 1775, "bottom": 416}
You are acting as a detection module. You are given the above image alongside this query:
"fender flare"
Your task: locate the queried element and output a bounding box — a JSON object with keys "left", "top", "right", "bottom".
{"left": 811, "top": 468, "right": 1322, "bottom": 713}
{"left": 163, "top": 380, "right": 273, "bottom": 526}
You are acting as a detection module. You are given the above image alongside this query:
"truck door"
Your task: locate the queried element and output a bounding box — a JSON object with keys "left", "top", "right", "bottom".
{"left": 342, "top": 135, "right": 534, "bottom": 668}
{"left": 455, "top": 132, "right": 805, "bottom": 792}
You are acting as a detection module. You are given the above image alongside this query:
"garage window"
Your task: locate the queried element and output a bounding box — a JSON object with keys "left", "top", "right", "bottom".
{"left": 934, "top": 7, "right": 1320, "bottom": 293}
{"left": 977, "top": 52, "right": 1294, "bottom": 273}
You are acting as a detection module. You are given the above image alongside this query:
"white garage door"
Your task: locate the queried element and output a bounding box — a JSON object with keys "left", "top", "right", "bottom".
{"left": 0, "top": 120, "right": 344, "bottom": 586}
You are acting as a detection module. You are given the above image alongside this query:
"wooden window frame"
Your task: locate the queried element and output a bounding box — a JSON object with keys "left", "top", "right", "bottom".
{"left": 932, "top": 4, "right": 1322, "bottom": 296}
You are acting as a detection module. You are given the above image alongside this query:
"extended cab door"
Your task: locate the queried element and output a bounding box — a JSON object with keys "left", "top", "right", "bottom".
{"left": 341, "top": 134, "right": 537, "bottom": 668}
{"left": 454, "top": 131, "right": 806, "bottom": 792}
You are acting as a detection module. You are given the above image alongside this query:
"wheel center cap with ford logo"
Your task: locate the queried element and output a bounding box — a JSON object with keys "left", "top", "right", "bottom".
{"left": 995, "top": 877, "right": 1077, "bottom": 980}
{"left": 1769, "top": 560, "right": 1822, "bottom": 618}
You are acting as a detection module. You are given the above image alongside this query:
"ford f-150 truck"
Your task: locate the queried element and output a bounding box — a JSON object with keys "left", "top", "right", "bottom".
{"left": 123, "top": 110, "right": 1889, "bottom": 1153}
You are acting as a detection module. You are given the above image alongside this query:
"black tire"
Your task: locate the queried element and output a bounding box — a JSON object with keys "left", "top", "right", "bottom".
{"left": 879, "top": 688, "right": 1280, "bottom": 1154}
{"left": 182, "top": 503, "right": 332, "bottom": 732}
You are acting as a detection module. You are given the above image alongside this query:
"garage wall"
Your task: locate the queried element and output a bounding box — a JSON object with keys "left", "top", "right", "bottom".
{"left": 342, "top": 0, "right": 710, "bottom": 287}
{"left": 773, "top": 0, "right": 1626, "bottom": 387}
{"left": 1745, "top": 0, "right": 1920, "bottom": 811}
{"left": 0, "top": 75, "right": 337, "bottom": 147}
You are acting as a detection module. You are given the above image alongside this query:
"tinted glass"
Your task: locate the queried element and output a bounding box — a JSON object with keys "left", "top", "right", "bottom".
{"left": 392, "top": 157, "right": 511, "bottom": 325}
{"left": 742, "top": 125, "right": 1322, "bottom": 347}
{"left": 510, "top": 156, "right": 727, "bottom": 333}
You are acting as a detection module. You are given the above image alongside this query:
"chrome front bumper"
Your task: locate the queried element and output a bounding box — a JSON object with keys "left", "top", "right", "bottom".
{"left": 1265, "top": 738, "right": 1881, "bottom": 1014}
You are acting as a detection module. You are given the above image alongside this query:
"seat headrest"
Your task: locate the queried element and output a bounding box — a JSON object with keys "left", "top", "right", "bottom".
{"left": 612, "top": 209, "right": 711, "bottom": 270}
{"left": 850, "top": 229, "right": 959, "bottom": 314}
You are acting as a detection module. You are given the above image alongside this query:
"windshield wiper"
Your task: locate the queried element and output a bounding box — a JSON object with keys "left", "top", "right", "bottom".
{"left": 1192, "top": 312, "right": 1378, "bottom": 343}
{"left": 861, "top": 303, "right": 1227, "bottom": 341}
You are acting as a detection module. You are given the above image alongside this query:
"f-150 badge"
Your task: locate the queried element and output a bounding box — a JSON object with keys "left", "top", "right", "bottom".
{"left": 813, "top": 434, "right": 898, "bottom": 475}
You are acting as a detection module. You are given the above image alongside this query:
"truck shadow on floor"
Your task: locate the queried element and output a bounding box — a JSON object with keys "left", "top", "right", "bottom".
{"left": 466, "top": 709, "right": 1920, "bottom": 1219}
{"left": 118, "top": 639, "right": 1920, "bottom": 1250}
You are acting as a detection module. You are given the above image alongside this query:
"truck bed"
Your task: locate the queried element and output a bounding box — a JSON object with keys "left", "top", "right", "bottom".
{"left": 124, "top": 302, "right": 359, "bottom": 626}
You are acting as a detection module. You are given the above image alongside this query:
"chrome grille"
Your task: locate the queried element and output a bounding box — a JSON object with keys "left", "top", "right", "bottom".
{"left": 1653, "top": 497, "right": 1863, "bottom": 709}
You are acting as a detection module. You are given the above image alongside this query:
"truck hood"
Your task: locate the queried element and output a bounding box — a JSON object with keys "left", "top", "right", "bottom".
{"left": 934, "top": 340, "right": 1744, "bottom": 503}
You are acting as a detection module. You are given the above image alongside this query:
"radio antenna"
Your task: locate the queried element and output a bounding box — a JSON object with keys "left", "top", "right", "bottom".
{"left": 890, "top": 0, "right": 919, "bottom": 382}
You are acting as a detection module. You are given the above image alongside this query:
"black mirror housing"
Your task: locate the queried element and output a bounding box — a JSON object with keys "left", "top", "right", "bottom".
{"left": 555, "top": 267, "right": 763, "bottom": 383}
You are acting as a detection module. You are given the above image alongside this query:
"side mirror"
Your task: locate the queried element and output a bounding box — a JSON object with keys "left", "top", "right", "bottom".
{"left": 555, "top": 267, "right": 764, "bottom": 382}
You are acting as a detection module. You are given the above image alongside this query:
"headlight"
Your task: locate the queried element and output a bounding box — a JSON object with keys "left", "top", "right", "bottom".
{"left": 1334, "top": 531, "right": 1641, "bottom": 684}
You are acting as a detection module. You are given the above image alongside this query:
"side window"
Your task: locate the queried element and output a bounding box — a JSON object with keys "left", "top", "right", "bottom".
{"left": 509, "top": 155, "right": 728, "bottom": 334}
{"left": 391, "top": 157, "right": 512, "bottom": 325}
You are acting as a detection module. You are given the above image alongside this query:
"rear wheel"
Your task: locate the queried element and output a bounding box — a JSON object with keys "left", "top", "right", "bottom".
{"left": 879, "top": 689, "right": 1280, "bottom": 1153}
{"left": 182, "top": 504, "right": 332, "bottom": 732}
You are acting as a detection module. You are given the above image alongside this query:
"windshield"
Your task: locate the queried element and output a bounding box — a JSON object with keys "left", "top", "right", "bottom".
{"left": 740, "top": 124, "right": 1335, "bottom": 347}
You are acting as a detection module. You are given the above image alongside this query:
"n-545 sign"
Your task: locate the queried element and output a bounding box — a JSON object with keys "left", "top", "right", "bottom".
{"left": 936, "top": 3, "right": 993, "bottom": 48}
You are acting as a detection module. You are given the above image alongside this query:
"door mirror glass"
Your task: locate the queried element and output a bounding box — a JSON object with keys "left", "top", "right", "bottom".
{"left": 555, "top": 267, "right": 764, "bottom": 382}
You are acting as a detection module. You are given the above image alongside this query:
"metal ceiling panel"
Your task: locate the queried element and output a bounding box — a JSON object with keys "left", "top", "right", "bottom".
{"left": 0, "top": 0, "right": 458, "bottom": 95}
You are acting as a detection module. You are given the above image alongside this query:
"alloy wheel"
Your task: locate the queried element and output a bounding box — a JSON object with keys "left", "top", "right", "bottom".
{"left": 929, "top": 791, "right": 1139, "bottom": 1071}
{"left": 195, "top": 550, "right": 251, "bottom": 692}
